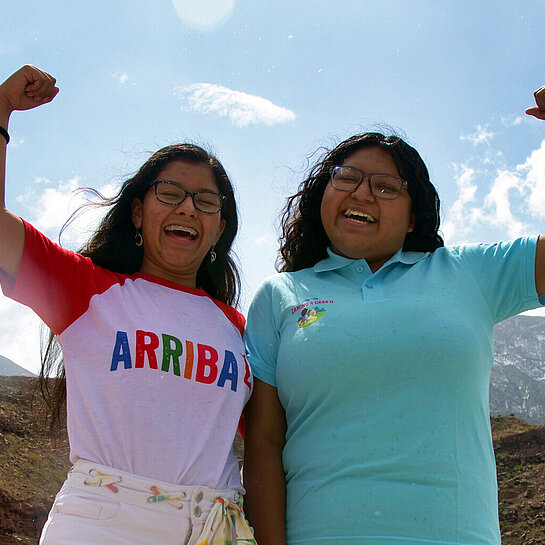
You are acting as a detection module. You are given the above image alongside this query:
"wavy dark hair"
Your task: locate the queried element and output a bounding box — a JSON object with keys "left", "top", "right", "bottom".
{"left": 278, "top": 132, "right": 444, "bottom": 272}
{"left": 40, "top": 143, "right": 241, "bottom": 428}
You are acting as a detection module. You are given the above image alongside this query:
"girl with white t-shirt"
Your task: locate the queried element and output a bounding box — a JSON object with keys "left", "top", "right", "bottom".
{"left": 0, "top": 65, "right": 255, "bottom": 545}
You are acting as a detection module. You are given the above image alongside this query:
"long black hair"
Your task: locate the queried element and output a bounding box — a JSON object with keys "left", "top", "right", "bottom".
{"left": 278, "top": 132, "right": 444, "bottom": 272}
{"left": 40, "top": 143, "right": 241, "bottom": 428}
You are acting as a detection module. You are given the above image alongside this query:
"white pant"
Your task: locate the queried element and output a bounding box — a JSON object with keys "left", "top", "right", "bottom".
{"left": 39, "top": 459, "right": 242, "bottom": 545}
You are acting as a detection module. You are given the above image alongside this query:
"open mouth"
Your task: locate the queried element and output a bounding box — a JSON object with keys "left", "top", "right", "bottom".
{"left": 343, "top": 209, "right": 377, "bottom": 224}
{"left": 165, "top": 225, "right": 198, "bottom": 240}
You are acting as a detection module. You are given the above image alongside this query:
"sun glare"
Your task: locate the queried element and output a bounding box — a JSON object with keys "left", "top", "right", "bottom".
{"left": 171, "top": 0, "right": 236, "bottom": 29}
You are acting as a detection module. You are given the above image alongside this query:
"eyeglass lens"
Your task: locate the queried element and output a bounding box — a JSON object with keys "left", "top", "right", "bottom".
{"left": 331, "top": 167, "right": 403, "bottom": 199}
{"left": 155, "top": 181, "right": 223, "bottom": 213}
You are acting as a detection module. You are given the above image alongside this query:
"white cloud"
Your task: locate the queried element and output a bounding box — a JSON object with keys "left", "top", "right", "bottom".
{"left": 34, "top": 176, "right": 50, "bottom": 184}
{"left": 16, "top": 177, "right": 117, "bottom": 249}
{"left": 516, "top": 139, "right": 545, "bottom": 218}
{"left": 441, "top": 165, "right": 478, "bottom": 242}
{"left": 483, "top": 169, "right": 528, "bottom": 238}
{"left": 9, "top": 137, "right": 24, "bottom": 148}
{"left": 501, "top": 115, "right": 524, "bottom": 127}
{"left": 171, "top": 0, "right": 235, "bottom": 29}
{"left": 175, "top": 83, "right": 296, "bottom": 127}
{"left": 17, "top": 176, "right": 81, "bottom": 233}
{"left": 444, "top": 138, "right": 545, "bottom": 243}
{"left": 112, "top": 72, "right": 129, "bottom": 84}
{"left": 460, "top": 125, "right": 495, "bottom": 146}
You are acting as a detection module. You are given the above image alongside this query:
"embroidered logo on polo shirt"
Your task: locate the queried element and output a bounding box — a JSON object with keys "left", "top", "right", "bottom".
{"left": 291, "top": 298, "right": 333, "bottom": 328}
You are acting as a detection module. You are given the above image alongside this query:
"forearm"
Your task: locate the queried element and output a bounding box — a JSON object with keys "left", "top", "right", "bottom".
{"left": 0, "top": 102, "right": 25, "bottom": 280}
{"left": 0, "top": 65, "right": 59, "bottom": 279}
{"left": 244, "top": 440, "right": 287, "bottom": 545}
{"left": 0, "top": 101, "right": 10, "bottom": 208}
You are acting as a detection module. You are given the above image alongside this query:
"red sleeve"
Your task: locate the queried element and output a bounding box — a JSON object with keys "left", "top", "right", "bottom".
{"left": 212, "top": 300, "right": 247, "bottom": 439}
{"left": 210, "top": 297, "right": 246, "bottom": 336}
{"left": 2, "top": 220, "right": 125, "bottom": 335}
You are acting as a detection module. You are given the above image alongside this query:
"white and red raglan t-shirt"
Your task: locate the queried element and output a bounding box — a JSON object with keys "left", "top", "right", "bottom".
{"left": 0, "top": 221, "right": 252, "bottom": 492}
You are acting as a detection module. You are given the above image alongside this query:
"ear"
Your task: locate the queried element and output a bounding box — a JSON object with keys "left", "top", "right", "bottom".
{"left": 132, "top": 198, "right": 143, "bottom": 229}
{"left": 407, "top": 213, "right": 416, "bottom": 233}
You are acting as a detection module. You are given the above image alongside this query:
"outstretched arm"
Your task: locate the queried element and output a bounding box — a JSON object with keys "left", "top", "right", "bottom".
{"left": 0, "top": 65, "right": 58, "bottom": 281}
{"left": 526, "top": 85, "right": 545, "bottom": 297}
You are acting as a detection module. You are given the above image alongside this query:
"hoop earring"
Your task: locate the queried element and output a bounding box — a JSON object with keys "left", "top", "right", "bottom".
{"left": 135, "top": 230, "right": 143, "bottom": 247}
{"left": 209, "top": 246, "right": 217, "bottom": 263}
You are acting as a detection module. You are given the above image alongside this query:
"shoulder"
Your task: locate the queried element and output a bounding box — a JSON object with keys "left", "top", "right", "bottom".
{"left": 206, "top": 296, "right": 246, "bottom": 336}
{"left": 21, "top": 218, "right": 128, "bottom": 285}
{"left": 253, "top": 268, "right": 315, "bottom": 299}
{"left": 446, "top": 237, "right": 538, "bottom": 262}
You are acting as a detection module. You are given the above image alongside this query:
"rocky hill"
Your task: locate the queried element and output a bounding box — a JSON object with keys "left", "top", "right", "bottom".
{"left": 491, "top": 315, "right": 545, "bottom": 424}
{"left": 493, "top": 416, "right": 545, "bottom": 544}
{"left": 0, "top": 376, "right": 544, "bottom": 544}
{"left": 0, "top": 376, "right": 69, "bottom": 545}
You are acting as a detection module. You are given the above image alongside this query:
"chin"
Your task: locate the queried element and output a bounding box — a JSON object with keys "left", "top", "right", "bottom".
{"left": 332, "top": 246, "right": 366, "bottom": 260}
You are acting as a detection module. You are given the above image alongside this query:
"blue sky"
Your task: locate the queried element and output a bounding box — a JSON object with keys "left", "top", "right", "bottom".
{"left": 2, "top": 0, "right": 545, "bottom": 372}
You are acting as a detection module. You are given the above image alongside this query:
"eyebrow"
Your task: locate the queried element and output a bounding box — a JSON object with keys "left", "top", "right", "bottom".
{"left": 155, "top": 179, "right": 221, "bottom": 194}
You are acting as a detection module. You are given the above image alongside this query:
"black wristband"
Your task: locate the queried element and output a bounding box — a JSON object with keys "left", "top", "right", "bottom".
{"left": 0, "top": 126, "right": 9, "bottom": 144}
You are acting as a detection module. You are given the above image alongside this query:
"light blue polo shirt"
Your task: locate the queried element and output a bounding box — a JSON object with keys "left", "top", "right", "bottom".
{"left": 244, "top": 237, "right": 543, "bottom": 545}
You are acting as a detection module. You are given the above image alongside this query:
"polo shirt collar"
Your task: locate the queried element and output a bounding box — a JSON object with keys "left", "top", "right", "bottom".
{"left": 314, "top": 247, "right": 428, "bottom": 273}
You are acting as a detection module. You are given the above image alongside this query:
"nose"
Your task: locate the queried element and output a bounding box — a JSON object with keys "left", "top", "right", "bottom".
{"left": 352, "top": 177, "right": 376, "bottom": 202}
{"left": 175, "top": 193, "right": 197, "bottom": 215}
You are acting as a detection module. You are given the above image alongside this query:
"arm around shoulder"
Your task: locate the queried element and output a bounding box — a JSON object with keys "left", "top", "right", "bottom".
{"left": 243, "top": 378, "right": 288, "bottom": 545}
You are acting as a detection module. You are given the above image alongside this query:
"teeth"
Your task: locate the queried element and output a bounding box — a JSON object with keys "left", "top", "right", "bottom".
{"left": 344, "top": 209, "right": 377, "bottom": 223}
{"left": 165, "top": 225, "right": 198, "bottom": 237}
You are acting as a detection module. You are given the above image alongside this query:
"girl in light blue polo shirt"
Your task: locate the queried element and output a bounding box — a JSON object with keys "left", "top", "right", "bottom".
{"left": 243, "top": 88, "right": 545, "bottom": 545}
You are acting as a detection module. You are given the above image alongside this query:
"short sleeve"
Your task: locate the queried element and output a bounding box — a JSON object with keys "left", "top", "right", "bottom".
{"left": 452, "top": 236, "right": 541, "bottom": 323}
{"left": 244, "top": 278, "right": 281, "bottom": 387}
{"left": 2, "top": 220, "right": 121, "bottom": 334}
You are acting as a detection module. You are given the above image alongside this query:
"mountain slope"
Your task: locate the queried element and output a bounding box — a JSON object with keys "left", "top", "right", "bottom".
{"left": 491, "top": 315, "right": 545, "bottom": 424}
{"left": 0, "top": 355, "right": 35, "bottom": 377}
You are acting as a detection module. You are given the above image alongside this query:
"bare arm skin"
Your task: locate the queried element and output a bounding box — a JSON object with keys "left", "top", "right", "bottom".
{"left": 526, "top": 85, "right": 545, "bottom": 296}
{"left": 0, "top": 65, "right": 58, "bottom": 281}
{"left": 526, "top": 85, "right": 545, "bottom": 120}
{"left": 243, "top": 378, "right": 288, "bottom": 545}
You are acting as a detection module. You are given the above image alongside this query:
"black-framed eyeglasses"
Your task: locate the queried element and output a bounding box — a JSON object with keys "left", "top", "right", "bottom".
{"left": 329, "top": 166, "right": 408, "bottom": 200}
{"left": 151, "top": 180, "right": 226, "bottom": 214}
